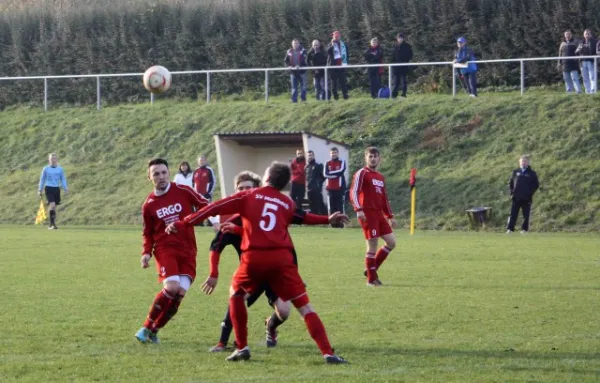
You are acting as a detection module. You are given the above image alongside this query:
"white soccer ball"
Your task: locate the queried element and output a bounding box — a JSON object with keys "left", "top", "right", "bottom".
{"left": 143, "top": 65, "right": 172, "bottom": 94}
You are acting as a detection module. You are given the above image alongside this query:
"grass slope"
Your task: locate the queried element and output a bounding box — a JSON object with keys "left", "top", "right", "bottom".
{"left": 1, "top": 226, "right": 600, "bottom": 382}
{"left": 1, "top": 92, "right": 599, "bottom": 230}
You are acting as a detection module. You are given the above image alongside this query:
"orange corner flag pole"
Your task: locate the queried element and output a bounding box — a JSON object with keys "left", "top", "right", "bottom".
{"left": 409, "top": 168, "right": 417, "bottom": 235}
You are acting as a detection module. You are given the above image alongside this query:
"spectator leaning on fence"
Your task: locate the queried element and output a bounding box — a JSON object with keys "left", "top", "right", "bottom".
{"left": 575, "top": 29, "right": 596, "bottom": 94}
{"left": 327, "top": 30, "right": 349, "bottom": 100}
{"left": 558, "top": 30, "right": 582, "bottom": 94}
{"left": 454, "top": 37, "right": 478, "bottom": 97}
{"left": 391, "top": 33, "right": 413, "bottom": 98}
{"left": 307, "top": 40, "right": 328, "bottom": 100}
{"left": 364, "top": 37, "right": 384, "bottom": 99}
{"left": 284, "top": 39, "right": 308, "bottom": 103}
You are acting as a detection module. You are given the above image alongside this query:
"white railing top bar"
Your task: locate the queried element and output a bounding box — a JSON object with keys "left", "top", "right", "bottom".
{"left": 0, "top": 55, "right": 597, "bottom": 81}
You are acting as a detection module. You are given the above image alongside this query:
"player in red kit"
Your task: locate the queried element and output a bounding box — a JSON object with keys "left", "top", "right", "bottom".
{"left": 166, "top": 162, "right": 349, "bottom": 364}
{"left": 135, "top": 158, "right": 208, "bottom": 344}
{"left": 350, "top": 147, "right": 397, "bottom": 287}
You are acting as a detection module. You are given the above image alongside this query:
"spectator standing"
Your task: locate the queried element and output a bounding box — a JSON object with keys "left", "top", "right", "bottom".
{"left": 305, "top": 150, "right": 325, "bottom": 215}
{"left": 324, "top": 147, "right": 346, "bottom": 228}
{"left": 38, "top": 153, "right": 68, "bottom": 230}
{"left": 174, "top": 161, "right": 193, "bottom": 188}
{"left": 454, "top": 37, "right": 478, "bottom": 97}
{"left": 506, "top": 155, "right": 540, "bottom": 234}
{"left": 193, "top": 154, "right": 217, "bottom": 226}
{"left": 363, "top": 37, "right": 384, "bottom": 99}
{"left": 285, "top": 39, "right": 308, "bottom": 103}
{"left": 558, "top": 30, "right": 582, "bottom": 94}
{"left": 307, "top": 40, "right": 328, "bottom": 100}
{"left": 391, "top": 33, "right": 413, "bottom": 98}
{"left": 290, "top": 149, "right": 306, "bottom": 209}
{"left": 575, "top": 29, "right": 596, "bottom": 94}
{"left": 327, "top": 30, "right": 349, "bottom": 100}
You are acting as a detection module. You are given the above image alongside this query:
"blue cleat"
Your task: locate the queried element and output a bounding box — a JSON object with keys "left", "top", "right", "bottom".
{"left": 135, "top": 327, "right": 151, "bottom": 343}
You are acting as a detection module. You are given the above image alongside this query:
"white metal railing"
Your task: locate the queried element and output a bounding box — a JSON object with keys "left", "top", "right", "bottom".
{"left": 0, "top": 56, "right": 597, "bottom": 111}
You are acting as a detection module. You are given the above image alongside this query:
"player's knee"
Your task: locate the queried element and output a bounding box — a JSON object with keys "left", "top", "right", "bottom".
{"left": 177, "top": 287, "right": 187, "bottom": 297}
{"left": 296, "top": 302, "right": 314, "bottom": 317}
{"left": 229, "top": 286, "right": 245, "bottom": 298}
{"left": 385, "top": 238, "right": 396, "bottom": 250}
{"left": 163, "top": 281, "right": 180, "bottom": 296}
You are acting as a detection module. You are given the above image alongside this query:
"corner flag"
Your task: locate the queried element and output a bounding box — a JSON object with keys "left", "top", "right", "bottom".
{"left": 35, "top": 200, "right": 47, "bottom": 225}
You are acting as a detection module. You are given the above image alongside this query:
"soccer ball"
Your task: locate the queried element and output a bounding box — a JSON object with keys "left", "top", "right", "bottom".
{"left": 143, "top": 65, "right": 172, "bottom": 94}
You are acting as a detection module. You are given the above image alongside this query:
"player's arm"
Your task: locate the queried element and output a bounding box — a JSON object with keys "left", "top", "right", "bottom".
{"left": 182, "top": 184, "right": 209, "bottom": 210}
{"left": 350, "top": 169, "right": 365, "bottom": 218}
{"left": 167, "top": 192, "right": 246, "bottom": 233}
{"left": 60, "top": 167, "right": 68, "bottom": 193}
{"left": 327, "top": 160, "right": 346, "bottom": 178}
{"left": 531, "top": 171, "right": 540, "bottom": 195}
{"left": 202, "top": 219, "right": 242, "bottom": 295}
{"left": 508, "top": 171, "right": 515, "bottom": 196}
{"left": 291, "top": 208, "right": 349, "bottom": 226}
{"left": 382, "top": 182, "right": 397, "bottom": 229}
{"left": 141, "top": 205, "right": 154, "bottom": 268}
{"left": 38, "top": 167, "right": 46, "bottom": 196}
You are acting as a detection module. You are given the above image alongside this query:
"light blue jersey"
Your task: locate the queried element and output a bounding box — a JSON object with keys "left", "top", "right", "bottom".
{"left": 39, "top": 166, "right": 68, "bottom": 191}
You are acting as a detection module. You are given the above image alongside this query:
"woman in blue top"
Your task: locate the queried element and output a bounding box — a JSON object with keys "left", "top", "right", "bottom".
{"left": 38, "top": 153, "right": 68, "bottom": 229}
{"left": 454, "top": 37, "right": 478, "bottom": 97}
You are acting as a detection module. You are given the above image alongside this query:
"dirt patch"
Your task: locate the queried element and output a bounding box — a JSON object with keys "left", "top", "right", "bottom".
{"left": 456, "top": 115, "right": 483, "bottom": 134}
{"left": 419, "top": 124, "right": 446, "bottom": 150}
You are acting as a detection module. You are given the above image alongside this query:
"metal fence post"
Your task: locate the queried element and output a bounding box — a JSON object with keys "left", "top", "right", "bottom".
{"left": 520, "top": 60, "right": 525, "bottom": 95}
{"left": 44, "top": 78, "right": 48, "bottom": 112}
{"left": 594, "top": 57, "right": 598, "bottom": 94}
{"left": 324, "top": 68, "right": 329, "bottom": 101}
{"left": 150, "top": 92, "right": 155, "bottom": 105}
{"left": 96, "top": 76, "right": 101, "bottom": 110}
{"left": 265, "top": 70, "right": 269, "bottom": 103}
{"left": 206, "top": 72, "right": 211, "bottom": 103}
{"left": 388, "top": 64, "right": 392, "bottom": 98}
{"left": 451, "top": 66, "right": 456, "bottom": 97}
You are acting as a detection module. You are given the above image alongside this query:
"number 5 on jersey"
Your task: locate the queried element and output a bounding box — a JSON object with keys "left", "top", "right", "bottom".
{"left": 259, "top": 202, "right": 278, "bottom": 231}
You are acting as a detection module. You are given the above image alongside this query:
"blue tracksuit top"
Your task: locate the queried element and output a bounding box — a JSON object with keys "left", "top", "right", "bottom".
{"left": 39, "top": 166, "right": 68, "bottom": 191}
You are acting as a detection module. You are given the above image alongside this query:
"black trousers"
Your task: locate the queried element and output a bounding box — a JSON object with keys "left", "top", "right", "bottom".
{"left": 307, "top": 189, "right": 325, "bottom": 214}
{"left": 507, "top": 199, "right": 532, "bottom": 231}
{"left": 290, "top": 183, "right": 306, "bottom": 210}
{"left": 329, "top": 68, "right": 348, "bottom": 99}
{"left": 392, "top": 69, "right": 407, "bottom": 97}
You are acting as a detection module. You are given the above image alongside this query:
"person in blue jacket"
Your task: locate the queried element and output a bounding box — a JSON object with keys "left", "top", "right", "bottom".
{"left": 454, "top": 37, "right": 478, "bottom": 97}
{"left": 38, "top": 153, "right": 68, "bottom": 229}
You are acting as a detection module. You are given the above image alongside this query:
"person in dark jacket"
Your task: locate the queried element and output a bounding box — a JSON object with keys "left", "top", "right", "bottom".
{"left": 284, "top": 39, "right": 308, "bottom": 102}
{"left": 364, "top": 37, "right": 384, "bottom": 98}
{"left": 558, "top": 30, "right": 582, "bottom": 94}
{"left": 305, "top": 150, "right": 325, "bottom": 214}
{"left": 289, "top": 149, "right": 306, "bottom": 209}
{"left": 575, "top": 29, "right": 596, "bottom": 94}
{"left": 506, "top": 155, "right": 540, "bottom": 234}
{"left": 391, "top": 33, "right": 413, "bottom": 98}
{"left": 327, "top": 30, "right": 349, "bottom": 100}
{"left": 307, "top": 40, "right": 328, "bottom": 100}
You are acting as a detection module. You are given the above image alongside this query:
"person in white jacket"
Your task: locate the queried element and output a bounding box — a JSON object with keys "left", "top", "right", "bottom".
{"left": 173, "top": 161, "right": 193, "bottom": 188}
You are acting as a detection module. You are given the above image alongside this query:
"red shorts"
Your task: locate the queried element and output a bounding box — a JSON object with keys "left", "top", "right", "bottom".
{"left": 231, "top": 249, "right": 308, "bottom": 307}
{"left": 154, "top": 249, "right": 196, "bottom": 283}
{"left": 358, "top": 210, "right": 392, "bottom": 239}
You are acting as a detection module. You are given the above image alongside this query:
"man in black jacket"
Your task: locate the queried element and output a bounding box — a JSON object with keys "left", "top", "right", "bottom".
{"left": 507, "top": 155, "right": 540, "bottom": 234}
{"left": 392, "top": 33, "right": 413, "bottom": 98}
{"left": 305, "top": 150, "right": 325, "bottom": 214}
{"left": 307, "top": 40, "right": 328, "bottom": 100}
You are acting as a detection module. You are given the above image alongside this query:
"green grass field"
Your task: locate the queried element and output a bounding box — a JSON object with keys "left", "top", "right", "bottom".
{"left": 2, "top": 225, "right": 599, "bottom": 382}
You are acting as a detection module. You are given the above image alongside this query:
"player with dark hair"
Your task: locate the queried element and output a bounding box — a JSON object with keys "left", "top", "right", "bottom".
{"left": 205, "top": 171, "right": 292, "bottom": 352}
{"left": 134, "top": 158, "right": 208, "bottom": 344}
{"left": 350, "top": 147, "right": 397, "bottom": 286}
{"left": 167, "top": 162, "right": 348, "bottom": 364}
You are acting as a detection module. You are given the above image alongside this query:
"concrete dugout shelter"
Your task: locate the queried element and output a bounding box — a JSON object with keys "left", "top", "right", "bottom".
{"left": 214, "top": 131, "right": 350, "bottom": 201}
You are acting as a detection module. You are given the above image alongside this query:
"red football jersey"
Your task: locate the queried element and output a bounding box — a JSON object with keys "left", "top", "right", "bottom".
{"left": 350, "top": 166, "right": 393, "bottom": 218}
{"left": 192, "top": 166, "right": 216, "bottom": 195}
{"left": 142, "top": 182, "right": 208, "bottom": 256}
{"left": 184, "top": 186, "right": 324, "bottom": 252}
{"left": 290, "top": 158, "right": 306, "bottom": 185}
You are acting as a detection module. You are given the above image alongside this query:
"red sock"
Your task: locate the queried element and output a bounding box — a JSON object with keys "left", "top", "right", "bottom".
{"left": 365, "top": 253, "right": 377, "bottom": 282}
{"left": 143, "top": 289, "right": 175, "bottom": 331}
{"left": 375, "top": 246, "right": 392, "bottom": 270}
{"left": 154, "top": 294, "right": 183, "bottom": 330}
{"left": 229, "top": 295, "right": 248, "bottom": 349}
{"left": 303, "top": 312, "right": 333, "bottom": 355}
